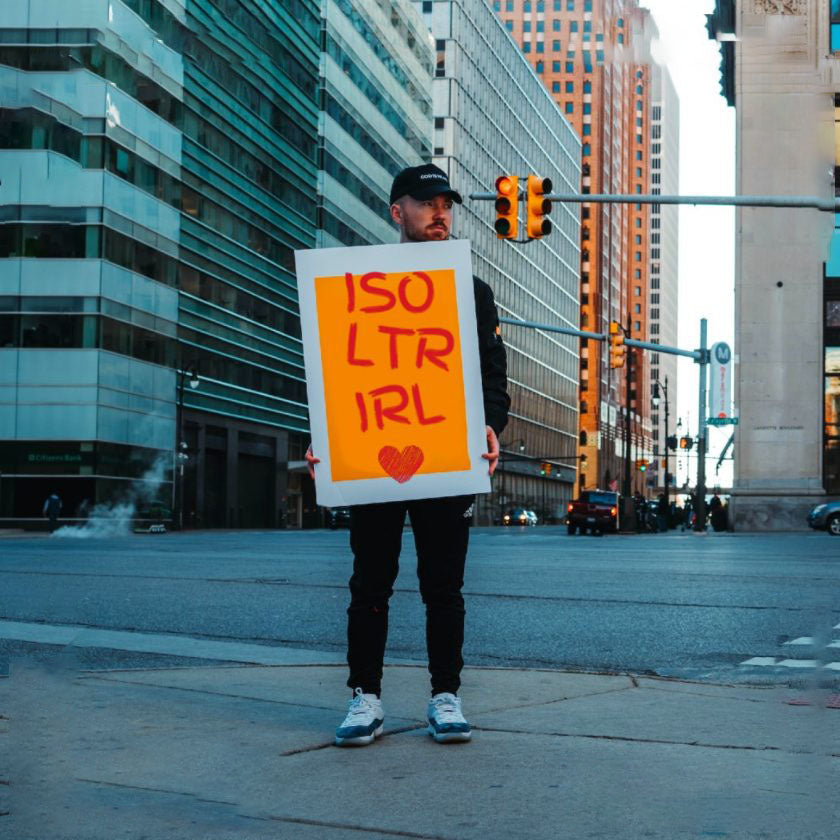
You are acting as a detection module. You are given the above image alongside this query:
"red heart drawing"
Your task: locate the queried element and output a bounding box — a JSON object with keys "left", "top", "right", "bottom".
{"left": 378, "top": 445, "right": 424, "bottom": 483}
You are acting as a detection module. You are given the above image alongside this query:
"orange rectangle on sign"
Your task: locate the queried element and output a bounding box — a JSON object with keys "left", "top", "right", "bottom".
{"left": 315, "top": 269, "right": 470, "bottom": 483}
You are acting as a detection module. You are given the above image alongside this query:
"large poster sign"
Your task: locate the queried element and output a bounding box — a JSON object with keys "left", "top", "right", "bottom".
{"left": 295, "top": 240, "right": 491, "bottom": 507}
{"left": 709, "top": 341, "right": 733, "bottom": 420}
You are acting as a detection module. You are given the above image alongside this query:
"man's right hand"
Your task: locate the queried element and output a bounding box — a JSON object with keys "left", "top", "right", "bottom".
{"left": 304, "top": 445, "right": 320, "bottom": 480}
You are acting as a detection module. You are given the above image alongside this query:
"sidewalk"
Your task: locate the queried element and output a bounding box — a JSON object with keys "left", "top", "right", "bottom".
{"left": 1, "top": 654, "right": 838, "bottom": 839}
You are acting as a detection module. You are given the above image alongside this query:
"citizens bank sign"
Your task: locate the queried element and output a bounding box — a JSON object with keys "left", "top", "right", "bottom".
{"left": 709, "top": 342, "right": 732, "bottom": 420}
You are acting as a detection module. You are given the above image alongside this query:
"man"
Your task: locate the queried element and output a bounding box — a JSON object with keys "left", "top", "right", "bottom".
{"left": 42, "top": 492, "right": 62, "bottom": 532}
{"left": 307, "top": 163, "right": 509, "bottom": 747}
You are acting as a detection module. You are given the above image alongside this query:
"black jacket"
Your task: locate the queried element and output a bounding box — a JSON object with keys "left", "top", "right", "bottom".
{"left": 473, "top": 276, "right": 510, "bottom": 437}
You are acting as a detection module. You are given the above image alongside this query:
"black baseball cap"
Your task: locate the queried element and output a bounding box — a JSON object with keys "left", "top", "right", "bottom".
{"left": 389, "top": 163, "right": 463, "bottom": 205}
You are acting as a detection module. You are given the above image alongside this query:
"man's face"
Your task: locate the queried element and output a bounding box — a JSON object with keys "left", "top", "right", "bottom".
{"left": 390, "top": 194, "right": 453, "bottom": 242}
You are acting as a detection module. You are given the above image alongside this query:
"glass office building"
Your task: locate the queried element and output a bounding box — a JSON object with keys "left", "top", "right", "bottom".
{"left": 0, "top": 0, "right": 319, "bottom": 528}
{"left": 319, "top": 0, "right": 434, "bottom": 249}
{"left": 418, "top": 0, "right": 582, "bottom": 523}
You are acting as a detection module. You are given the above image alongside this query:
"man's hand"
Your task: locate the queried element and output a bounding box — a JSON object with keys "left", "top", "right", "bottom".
{"left": 482, "top": 426, "right": 500, "bottom": 476}
{"left": 304, "top": 445, "right": 320, "bottom": 480}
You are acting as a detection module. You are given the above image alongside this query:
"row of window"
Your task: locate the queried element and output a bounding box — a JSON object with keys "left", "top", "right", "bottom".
{"left": 522, "top": 43, "right": 605, "bottom": 61}
{"left": 493, "top": 0, "right": 597, "bottom": 11}
{"left": 0, "top": 313, "right": 175, "bottom": 367}
{"left": 507, "top": 19, "right": 602, "bottom": 33}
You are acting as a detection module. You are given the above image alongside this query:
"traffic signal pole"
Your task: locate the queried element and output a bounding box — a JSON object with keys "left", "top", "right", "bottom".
{"left": 695, "top": 319, "right": 709, "bottom": 532}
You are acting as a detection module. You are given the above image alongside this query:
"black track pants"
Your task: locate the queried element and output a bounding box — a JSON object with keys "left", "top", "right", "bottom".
{"left": 346, "top": 494, "right": 474, "bottom": 696}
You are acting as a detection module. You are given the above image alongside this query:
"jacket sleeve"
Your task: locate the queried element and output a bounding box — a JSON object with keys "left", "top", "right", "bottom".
{"left": 473, "top": 276, "right": 510, "bottom": 437}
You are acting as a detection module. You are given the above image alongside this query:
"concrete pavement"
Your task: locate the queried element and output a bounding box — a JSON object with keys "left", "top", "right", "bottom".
{"left": 2, "top": 652, "right": 839, "bottom": 839}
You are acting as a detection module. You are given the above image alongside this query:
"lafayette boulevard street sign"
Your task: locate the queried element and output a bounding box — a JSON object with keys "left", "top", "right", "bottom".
{"left": 707, "top": 417, "right": 739, "bottom": 426}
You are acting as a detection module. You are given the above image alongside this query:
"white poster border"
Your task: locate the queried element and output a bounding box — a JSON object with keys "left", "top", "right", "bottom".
{"left": 295, "top": 239, "right": 491, "bottom": 508}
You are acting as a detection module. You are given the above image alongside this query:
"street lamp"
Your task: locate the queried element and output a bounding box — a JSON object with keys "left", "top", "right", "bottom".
{"left": 652, "top": 376, "right": 670, "bottom": 516}
{"left": 174, "top": 364, "right": 200, "bottom": 531}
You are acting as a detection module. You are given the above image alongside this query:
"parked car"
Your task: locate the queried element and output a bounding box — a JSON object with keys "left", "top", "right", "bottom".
{"left": 566, "top": 490, "right": 620, "bottom": 535}
{"left": 806, "top": 500, "right": 840, "bottom": 535}
{"left": 502, "top": 508, "right": 537, "bottom": 527}
{"left": 327, "top": 507, "right": 352, "bottom": 529}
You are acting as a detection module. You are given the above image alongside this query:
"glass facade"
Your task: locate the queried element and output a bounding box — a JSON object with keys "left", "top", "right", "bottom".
{"left": 0, "top": 0, "right": 320, "bottom": 527}
{"left": 319, "top": 0, "right": 433, "bottom": 248}
{"left": 419, "top": 0, "right": 582, "bottom": 524}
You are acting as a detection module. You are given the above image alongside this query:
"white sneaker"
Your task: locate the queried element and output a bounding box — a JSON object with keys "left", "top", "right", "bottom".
{"left": 427, "top": 692, "right": 472, "bottom": 743}
{"left": 335, "top": 688, "right": 384, "bottom": 747}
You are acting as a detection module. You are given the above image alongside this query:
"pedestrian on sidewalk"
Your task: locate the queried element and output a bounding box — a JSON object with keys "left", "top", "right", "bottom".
{"left": 42, "top": 491, "right": 62, "bottom": 532}
{"left": 306, "top": 164, "right": 510, "bottom": 748}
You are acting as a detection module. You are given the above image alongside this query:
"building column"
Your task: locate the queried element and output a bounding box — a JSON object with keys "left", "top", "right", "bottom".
{"left": 226, "top": 427, "right": 238, "bottom": 528}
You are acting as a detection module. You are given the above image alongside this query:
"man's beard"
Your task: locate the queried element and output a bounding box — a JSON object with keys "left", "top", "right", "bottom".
{"left": 405, "top": 220, "right": 449, "bottom": 242}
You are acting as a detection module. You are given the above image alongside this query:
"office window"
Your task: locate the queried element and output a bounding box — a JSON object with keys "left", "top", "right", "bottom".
{"left": 567, "top": 0, "right": 574, "bottom": 9}
{"left": 434, "top": 117, "right": 444, "bottom": 129}
{"left": 634, "top": 269, "right": 641, "bottom": 279}
{"left": 553, "top": 40, "right": 561, "bottom": 51}
{"left": 565, "top": 102, "right": 573, "bottom": 113}
{"left": 537, "top": 0, "right": 544, "bottom": 9}
{"left": 583, "top": 103, "right": 591, "bottom": 114}
{"left": 566, "top": 61, "right": 574, "bottom": 72}
{"left": 582, "top": 143, "right": 590, "bottom": 155}
{"left": 506, "top": 0, "right": 514, "bottom": 8}
{"left": 536, "top": 60, "right": 544, "bottom": 72}
{"left": 617, "top": 33, "right": 624, "bottom": 44}
{"left": 596, "top": 32, "right": 603, "bottom": 42}
{"left": 634, "top": 234, "right": 642, "bottom": 244}
{"left": 505, "top": 20, "right": 513, "bottom": 30}
{"left": 524, "top": 1, "right": 531, "bottom": 10}
{"left": 636, "top": 150, "right": 642, "bottom": 161}
{"left": 634, "top": 304, "right": 641, "bottom": 314}
{"left": 583, "top": 80, "right": 591, "bottom": 93}
{"left": 583, "top": 21, "right": 591, "bottom": 32}
{"left": 536, "top": 21, "right": 544, "bottom": 32}
{"left": 585, "top": 0, "right": 592, "bottom": 9}
{"left": 634, "top": 321, "right": 641, "bottom": 332}
{"left": 552, "top": 82, "right": 560, "bottom": 92}
{"left": 553, "top": 19, "right": 561, "bottom": 31}
{"left": 524, "top": 21, "right": 531, "bottom": 31}
{"left": 565, "top": 81, "right": 573, "bottom": 92}
{"left": 554, "top": 0, "right": 561, "bottom": 9}
{"left": 582, "top": 123, "right": 591, "bottom": 135}
{"left": 570, "top": 21, "right": 578, "bottom": 32}
{"left": 634, "top": 286, "right": 641, "bottom": 296}
{"left": 552, "top": 61, "right": 561, "bottom": 71}
{"left": 493, "top": 0, "right": 501, "bottom": 9}
{"left": 635, "top": 167, "right": 642, "bottom": 177}
{"left": 536, "top": 41, "right": 544, "bottom": 52}
{"left": 523, "top": 41, "right": 531, "bottom": 52}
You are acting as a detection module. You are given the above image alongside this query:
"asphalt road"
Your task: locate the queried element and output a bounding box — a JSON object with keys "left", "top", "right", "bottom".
{"left": 0, "top": 528, "right": 838, "bottom": 686}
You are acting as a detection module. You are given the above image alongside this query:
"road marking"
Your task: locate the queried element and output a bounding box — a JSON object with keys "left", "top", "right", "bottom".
{"left": 777, "top": 659, "right": 820, "bottom": 669}
{"left": 0, "top": 619, "right": 347, "bottom": 666}
{"left": 783, "top": 637, "right": 813, "bottom": 646}
{"left": 740, "top": 656, "right": 840, "bottom": 670}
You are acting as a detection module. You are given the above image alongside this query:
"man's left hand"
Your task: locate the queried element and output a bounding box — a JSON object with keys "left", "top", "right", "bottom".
{"left": 482, "top": 425, "right": 500, "bottom": 476}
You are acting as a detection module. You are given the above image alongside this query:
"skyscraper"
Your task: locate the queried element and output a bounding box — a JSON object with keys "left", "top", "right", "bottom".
{"left": 708, "top": 0, "right": 836, "bottom": 528}
{"left": 418, "top": 0, "right": 582, "bottom": 522}
{"left": 0, "top": 0, "right": 319, "bottom": 528}
{"left": 494, "top": 0, "right": 679, "bottom": 497}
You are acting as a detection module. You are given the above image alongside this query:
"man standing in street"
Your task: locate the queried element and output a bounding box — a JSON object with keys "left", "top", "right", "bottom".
{"left": 307, "top": 163, "right": 509, "bottom": 747}
{"left": 42, "top": 492, "right": 62, "bottom": 532}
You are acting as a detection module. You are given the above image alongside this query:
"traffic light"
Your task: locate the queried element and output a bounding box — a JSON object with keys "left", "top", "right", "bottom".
{"left": 539, "top": 461, "right": 552, "bottom": 476}
{"left": 609, "top": 321, "right": 626, "bottom": 369}
{"left": 526, "top": 175, "right": 553, "bottom": 239}
{"left": 494, "top": 175, "right": 518, "bottom": 239}
{"left": 666, "top": 435, "right": 679, "bottom": 451}
{"left": 679, "top": 436, "right": 694, "bottom": 450}
{"left": 635, "top": 459, "right": 649, "bottom": 472}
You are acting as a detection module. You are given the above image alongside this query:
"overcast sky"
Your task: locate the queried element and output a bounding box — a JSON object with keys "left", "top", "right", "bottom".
{"left": 641, "top": 0, "right": 736, "bottom": 489}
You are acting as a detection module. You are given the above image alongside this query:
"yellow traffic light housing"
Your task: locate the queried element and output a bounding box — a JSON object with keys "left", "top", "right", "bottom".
{"left": 609, "top": 321, "right": 626, "bottom": 369}
{"left": 526, "top": 175, "right": 553, "bottom": 239}
{"left": 495, "top": 175, "right": 518, "bottom": 239}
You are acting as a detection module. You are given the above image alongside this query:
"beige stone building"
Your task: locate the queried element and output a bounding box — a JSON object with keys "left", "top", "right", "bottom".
{"left": 708, "top": 0, "right": 840, "bottom": 528}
